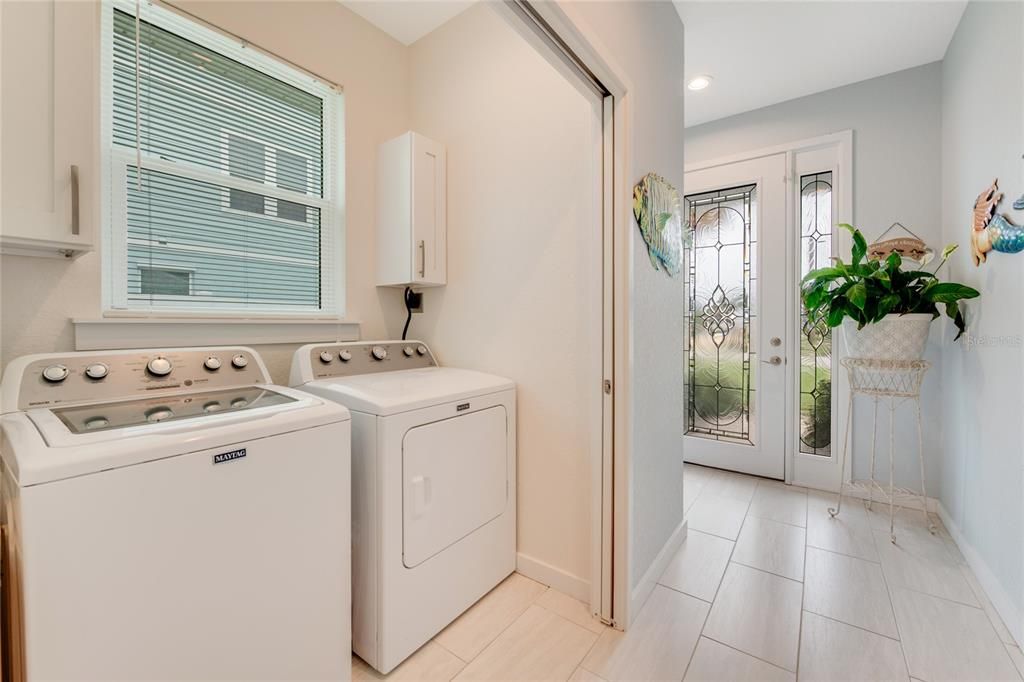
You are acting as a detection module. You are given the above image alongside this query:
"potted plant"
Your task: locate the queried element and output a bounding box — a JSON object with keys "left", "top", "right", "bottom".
{"left": 801, "top": 224, "right": 980, "bottom": 360}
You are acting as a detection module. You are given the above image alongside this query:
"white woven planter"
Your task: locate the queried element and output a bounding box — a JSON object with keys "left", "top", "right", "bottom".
{"left": 842, "top": 313, "right": 932, "bottom": 361}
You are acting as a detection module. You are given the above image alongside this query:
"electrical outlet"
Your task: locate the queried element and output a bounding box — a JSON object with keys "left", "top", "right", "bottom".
{"left": 407, "top": 290, "right": 423, "bottom": 313}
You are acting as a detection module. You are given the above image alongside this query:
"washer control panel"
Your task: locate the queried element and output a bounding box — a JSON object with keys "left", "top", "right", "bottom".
{"left": 303, "top": 341, "right": 436, "bottom": 380}
{"left": 9, "top": 347, "right": 268, "bottom": 411}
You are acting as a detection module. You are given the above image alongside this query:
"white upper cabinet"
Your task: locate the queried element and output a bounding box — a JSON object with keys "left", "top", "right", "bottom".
{"left": 376, "top": 132, "right": 447, "bottom": 287}
{"left": 1, "top": 0, "right": 98, "bottom": 258}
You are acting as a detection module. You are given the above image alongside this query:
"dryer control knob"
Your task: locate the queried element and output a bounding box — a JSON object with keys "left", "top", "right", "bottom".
{"left": 203, "top": 356, "right": 222, "bottom": 371}
{"left": 147, "top": 357, "right": 173, "bottom": 377}
{"left": 371, "top": 346, "right": 388, "bottom": 361}
{"left": 339, "top": 350, "right": 353, "bottom": 362}
{"left": 319, "top": 351, "right": 334, "bottom": 364}
{"left": 85, "top": 363, "right": 109, "bottom": 380}
{"left": 417, "top": 345, "right": 428, "bottom": 356}
{"left": 231, "top": 354, "right": 248, "bottom": 369}
{"left": 403, "top": 346, "right": 415, "bottom": 357}
{"left": 42, "top": 364, "right": 69, "bottom": 383}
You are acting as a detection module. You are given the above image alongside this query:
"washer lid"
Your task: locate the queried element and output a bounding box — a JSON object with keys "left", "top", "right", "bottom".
{"left": 304, "top": 367, "right": 514, "bottom": 416}
{"left": 1, "top": 385, "right": 349, "bottom": 486}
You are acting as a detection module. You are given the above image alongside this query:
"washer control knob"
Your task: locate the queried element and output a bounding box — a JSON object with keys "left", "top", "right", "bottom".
{"left": 203, "top": 401, "right": 223, "bottom": 413}
{"left": 42, "top": 364, "right": 69, "bottom": 383}
{"left": 339, "top": 350, "right": 353, "bottom": 362}
{"left": 146, "top": 357, "right": 172, "bottom": 377}
{"left": 145, "top": 407, "right": 173, "bottom": 423}
{"left": 231, "top": 397, "right": 248, "bottom": 408}
{"left": 231, "top": 354, "right": 248, "bottom": 369}
{"left": 84, "top": 416, "right": 109, "bottom": 430}
{"left": 319, "top": 351, "right": 334, "bottom": 364}
{"left": 203, "top": 356, "right": 222, "bottom": 371}
{"left": 403, "top": 346, "right": 415, "bottom": 357}
{"left": 371, "top": 346, "right": 388, "bottom": 361}
{"left": 84, "top": 363, "right": 109, "bottom": 380}
{"left": 417, "top": 345, "right": 428, "bottom": 356}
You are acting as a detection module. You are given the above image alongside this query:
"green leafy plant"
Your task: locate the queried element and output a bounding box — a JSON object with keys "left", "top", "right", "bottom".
{"left": 801, "top": 224, "right": 980, "bottom": 340}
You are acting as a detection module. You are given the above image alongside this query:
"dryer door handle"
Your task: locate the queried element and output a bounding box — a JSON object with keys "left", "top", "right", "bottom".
{"left": 410, "top": 475, "right": 432, "bottom": 519}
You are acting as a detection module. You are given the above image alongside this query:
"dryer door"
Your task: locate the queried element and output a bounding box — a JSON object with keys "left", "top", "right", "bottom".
{"left": 402, "top": 405, "right": 508, "bottom": 568}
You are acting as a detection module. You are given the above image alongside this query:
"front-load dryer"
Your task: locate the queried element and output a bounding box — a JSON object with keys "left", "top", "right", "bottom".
{"left": 0, "top": 347, "right": 352, "bottom": 681}
{"left": 290, "top": 341, "right": 516, "bottom": 674}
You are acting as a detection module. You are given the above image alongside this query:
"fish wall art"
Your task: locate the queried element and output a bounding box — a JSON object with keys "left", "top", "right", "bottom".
{"left": 633, "top": 172, "right": 683, "bottom": 276}
{"left": 971, "top": 179, "right": 1024, "bottom": 266}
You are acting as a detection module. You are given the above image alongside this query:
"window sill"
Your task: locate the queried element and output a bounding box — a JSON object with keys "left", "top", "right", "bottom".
{"left": 73, "top": 317, "right": 360, "bottom": 351}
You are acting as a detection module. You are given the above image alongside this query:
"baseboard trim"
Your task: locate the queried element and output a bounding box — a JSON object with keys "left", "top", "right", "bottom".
{"left": 936, "top": 502, "right": 1022, "bottom": 647}
{"left": 516, "top": 552, "right": 590, "bottom": 603}
{"left": 629, "top": 519, "right": 688, "bottom": 619}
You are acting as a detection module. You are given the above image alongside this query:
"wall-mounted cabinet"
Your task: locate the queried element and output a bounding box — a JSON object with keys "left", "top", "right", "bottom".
{"left": 376, "top": 132, "right": 447, "bottom": 287}
{"left": 1, "top": 0, "right": 97, "bottom": 259}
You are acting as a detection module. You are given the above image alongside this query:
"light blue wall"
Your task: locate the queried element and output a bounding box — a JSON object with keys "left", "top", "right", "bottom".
{"left": 939, "top": 0, "right": 1024, "bottom": 644}
{"left": 685, "top": 63, "right": 945, "bottom": 491}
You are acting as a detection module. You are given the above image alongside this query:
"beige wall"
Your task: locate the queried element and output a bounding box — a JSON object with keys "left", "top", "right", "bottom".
{"left": 1, "top": 0, "right": 413, "bottom": 383}
{"left": 407, "top": 3, "right": 599, "bottom": 593}
{"left": 0, "top": 0, "right": 690, "bottom": 605}
{"left": 561, "top": 1, "right": 687, "bottom": 593}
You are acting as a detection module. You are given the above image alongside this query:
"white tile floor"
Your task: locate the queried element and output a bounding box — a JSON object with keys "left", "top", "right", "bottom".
{"left": 353, "top": 465, "right": 1021, "bottom": 681}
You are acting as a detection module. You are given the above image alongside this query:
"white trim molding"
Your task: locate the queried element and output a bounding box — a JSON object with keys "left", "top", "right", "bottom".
{"left": 73, "top": 317, "right": 359, "bottom": 350}
{"left": 516, "top": 552, "right": 590, "bottom": 604}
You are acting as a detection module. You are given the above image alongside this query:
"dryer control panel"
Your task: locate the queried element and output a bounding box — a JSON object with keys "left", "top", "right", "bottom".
{"left": 294, "top": 341, "right": 437, "bottom": 383}
{"left": 3, "top": 347, "right": 269, "bottom": 412}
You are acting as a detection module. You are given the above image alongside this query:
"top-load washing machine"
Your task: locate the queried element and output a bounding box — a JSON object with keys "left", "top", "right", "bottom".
{"left": 290, "top": 340, "right": 516, "bottom": 673}
{"left": 0, "top": 346, "right": 352, "bottom": 681}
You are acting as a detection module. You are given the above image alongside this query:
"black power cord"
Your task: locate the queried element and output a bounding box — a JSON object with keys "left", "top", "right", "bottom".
{"left": 402, "top": 286, "right": 422, "bottom": 340}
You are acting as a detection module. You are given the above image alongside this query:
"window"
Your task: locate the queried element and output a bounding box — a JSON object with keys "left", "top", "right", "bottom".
{"left": 102, "top": 0, "right": 344, "bottom": 315}
{"left": 140, "top": 266, "right": 192, "bottom": 296}
{"left": 798, "top": 172, "right": 833, "bottom": 456}
{"left": 684, "top": 184, "right": 757, "bottom": 445}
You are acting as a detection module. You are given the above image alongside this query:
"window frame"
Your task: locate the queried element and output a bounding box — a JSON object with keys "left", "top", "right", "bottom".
{"left": 100, "top": 0, "right": 346, "bottom": 319}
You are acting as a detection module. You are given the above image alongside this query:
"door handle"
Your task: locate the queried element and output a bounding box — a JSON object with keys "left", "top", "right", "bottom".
{"left": 418, "top": 240, "right": 426, "bottom": 278}
{"left": 411, "top": 475, "right": 431, "bottom": 519}
{"left": 70, "top": 165, "right": 80, "bottom": 236}
{"left": 762, "top": 356, "right": 783, "bottom": 366}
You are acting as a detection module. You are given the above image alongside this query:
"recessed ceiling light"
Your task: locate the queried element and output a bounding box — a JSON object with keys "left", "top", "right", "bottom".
{"left": 687, "top": 75, "right": 713, "bottom": 91}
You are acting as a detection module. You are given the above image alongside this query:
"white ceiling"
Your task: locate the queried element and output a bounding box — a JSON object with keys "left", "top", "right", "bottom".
{"left": 341, "top": 1, "right": 476, "bottom": 46}
{"left": 676, "top": 1, "right": 966, "bottom": 127}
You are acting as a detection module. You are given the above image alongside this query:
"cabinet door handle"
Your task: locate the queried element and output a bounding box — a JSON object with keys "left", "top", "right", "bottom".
{"left": 418, "top": 240, "right": 426, "bottom": 278}
{"left": 70, "top": 165, "right": 80, "bottom": 236}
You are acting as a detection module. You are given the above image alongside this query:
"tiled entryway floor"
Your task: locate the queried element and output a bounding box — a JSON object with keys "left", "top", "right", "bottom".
{"left": 353, "top": 464, "right": 1024, "bottom": 681}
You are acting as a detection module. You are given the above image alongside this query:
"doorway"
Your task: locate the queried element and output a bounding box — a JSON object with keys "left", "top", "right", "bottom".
{"left": 683, "top": 134, "right": 852, "bottom": 488}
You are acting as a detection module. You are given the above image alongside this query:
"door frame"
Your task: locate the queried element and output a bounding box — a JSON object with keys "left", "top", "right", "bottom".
{"left": 496, "top": 1, "right": 637, "bottom": 629}
{"left": 685, "top": 131, "right": 854, "bottom": 491}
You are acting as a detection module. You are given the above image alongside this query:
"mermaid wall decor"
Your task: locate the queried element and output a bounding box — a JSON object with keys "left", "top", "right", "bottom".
{"left": 971, "top": 179, "right": 1024, "bottom": 266}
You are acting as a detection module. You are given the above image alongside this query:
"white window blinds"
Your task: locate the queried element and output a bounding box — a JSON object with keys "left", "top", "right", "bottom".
{"left": 102, "top": 0, "right": 344, "bottom": 315}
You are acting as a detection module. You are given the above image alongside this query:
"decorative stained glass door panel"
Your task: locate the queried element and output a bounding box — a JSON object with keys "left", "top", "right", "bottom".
{"left": 686, "top": 184, "right": 757, "bottom": 444}
{"left": 799, "top": 172, "right": 833, "bottom": 456}
{"left": 683, "top": 154, "right": 788, "bottom": 479}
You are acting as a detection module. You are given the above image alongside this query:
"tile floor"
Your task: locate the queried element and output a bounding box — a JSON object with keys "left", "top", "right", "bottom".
{"left": 353, "top": 464, "right": 1022, "bottom": 681}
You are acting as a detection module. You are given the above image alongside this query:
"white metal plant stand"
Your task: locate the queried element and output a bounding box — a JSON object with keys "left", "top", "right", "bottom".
{"left": 828, "top": 357, "right": 936, "bottom": 542}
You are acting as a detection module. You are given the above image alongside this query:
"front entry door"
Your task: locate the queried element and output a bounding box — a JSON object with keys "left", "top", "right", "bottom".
{"left": 683, "top": 154, "right": 787, "bottom": 479}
